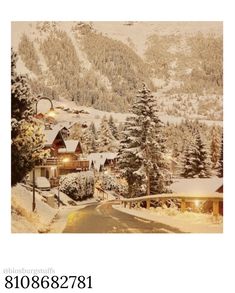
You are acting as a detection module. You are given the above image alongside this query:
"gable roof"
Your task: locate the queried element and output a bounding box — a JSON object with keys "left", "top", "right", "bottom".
{"left": 87, "top": 152, "right": 117, "bottom": 171}
{"left": 64, "top": 140, "right": 81, "bottom": 153}
{"left": 43, "top": 129, "right": 66, "bottom": 148}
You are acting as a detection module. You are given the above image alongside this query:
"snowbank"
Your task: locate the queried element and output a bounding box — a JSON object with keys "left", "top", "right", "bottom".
{"left": 11, "top": 184, "right": 58, "bottom": 233}
{"left": 11, "top": 184, "right": 98, "bottom": 233}
{"left": 113, "top": 205, "right": 223, "bottom": 233}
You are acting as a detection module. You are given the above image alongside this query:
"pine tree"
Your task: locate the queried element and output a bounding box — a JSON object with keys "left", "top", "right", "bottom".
{"left": 11, "top": 49, "right": 47, "bottom": 186}
{"left": 108, "top": 115, "right": 119, "bottom": 139}
{"left": 118, "top": 116, "right": 144, "bottom": 197}
{"left": 81, "top": 124, "right": 97, "bottom": 154}
{"left": 181, "top": 144, "right": 198, "bottom": 178}
{"left": 217, "top": 134, "right": 223, "bottom": 178}
{"left": 211, "top": 126, "right": 221, "bottom": 169}
{"left": 118, "top": 84, "right": 171, "bottom": 197}
{"left": 194, "top": 132, "right": 212, "bottom": 178}
{"left": 97, "top": 116, "right": 118, "bottom": 152}
{"left": 89, "top": 121, "right": 98, "bottom": 139}
{"left": 181, "top": 131, "right": 211, "bottom": 178}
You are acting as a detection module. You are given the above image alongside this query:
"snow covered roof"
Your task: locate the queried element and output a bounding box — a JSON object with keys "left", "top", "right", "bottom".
{"left": 104, "top": 152, "right": 118, "bottom": 160}
{"left": 87, "top": 152, "right": 117, "bottom": 171}
{"left": 58, "top": 140, "right": 81, "bottom": 153}
{"left": 43, "top": 129, "right": 60, "bottom": 146}
{"left": 170, "top": 177, "right": 223, "bottom": 195}
{"left": 42, "top": 128, "right": 66, "bottom": 149}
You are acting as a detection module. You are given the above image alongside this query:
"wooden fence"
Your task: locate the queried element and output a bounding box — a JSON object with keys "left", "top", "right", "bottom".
{"left": 120, "top": 193, "right": 223, "bottom": 218}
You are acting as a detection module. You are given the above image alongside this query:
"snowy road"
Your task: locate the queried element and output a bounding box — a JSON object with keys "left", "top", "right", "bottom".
{"left": 63, "top": 202, "right": 182, "bottom": 233}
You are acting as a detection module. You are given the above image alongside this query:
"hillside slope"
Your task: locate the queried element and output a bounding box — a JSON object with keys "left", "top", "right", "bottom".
{"left": 12, "top": 21, "right": 223, "bottom": 117}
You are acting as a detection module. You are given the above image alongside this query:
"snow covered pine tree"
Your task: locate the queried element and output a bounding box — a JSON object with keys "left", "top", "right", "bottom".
{"left": 97, "top": 116, "right": 118, "bottom": 152}
{"left": 108, "top": 115, "right": 119, "bottom": 139}
{"left": 11, "top": 49, "right": 47, "bottom": 186}
{"left": 81, "top": 123, "right": 98, "bottom": 154}
{"left": 217, "top": 134, "right": 223, "bottom": 178}
{"left": 118, "top": 84, "right": 171, "bottom": 197}
{"left": 181, "top": 130, "right": 211, "bottom": 178}
{"left": 210, "top": 126, "right": 221, "bottom": 169}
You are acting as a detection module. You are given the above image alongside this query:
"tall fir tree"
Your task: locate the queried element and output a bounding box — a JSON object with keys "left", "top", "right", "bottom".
{"left": 181, "top": 144, "right": 198, "bottom": 178}
{"left": 217, "top": 134, "right": 223, "bottom": 177}
{"left": 211, "top": 126, "right": 221, "bottom": 169}
{"left": 108, "top": 115, "right": 119, "bottom": 139}
{"left": 181, "top": 131, "right": 211, "bottom": 178}
{"left": 89, "top": 121, "right": 98, "bottom": 140}
{"left": 118, "top": 84, "right": 171, "bottom": 197}
{"left": 11, "top": 49, "right": 47, "bottom": 186}
{"left": 81, "top": 123, "right": 97, "bottom": 154}
{"left": 97, "top": 116, "right": 118, "bottom": 152}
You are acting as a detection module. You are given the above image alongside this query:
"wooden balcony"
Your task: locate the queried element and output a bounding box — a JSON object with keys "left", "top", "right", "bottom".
{"left": 59, "top": 160, "right": 89, "bottom": 171}
{"left": 41, "top": 157, "right": 89, "bottom": 171}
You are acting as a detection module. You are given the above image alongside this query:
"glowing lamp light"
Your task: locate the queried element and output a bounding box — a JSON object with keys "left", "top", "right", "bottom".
{"left": 62, "top": 157, "right": 70, "bottom": 163}
{"left": 47, "top": 107, "right": 56, "bottom": 117}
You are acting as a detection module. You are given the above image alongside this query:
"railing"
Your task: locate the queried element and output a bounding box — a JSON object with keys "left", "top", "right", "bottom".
{"left": 40, "top": 158, "right": 89, "bottom": 170}
{"left": 120, "top": 193, "right": 223, "bottom": 219}
{"left": 95, "top": 187, "right": 109, "bottom": 200}
{"left": 59, "top": 160, "right": 89, "bottom": 170}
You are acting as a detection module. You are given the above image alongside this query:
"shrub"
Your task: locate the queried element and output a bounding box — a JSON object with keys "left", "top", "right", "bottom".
{"left": 59, "top": 171, "right": 94, "bottom": 201}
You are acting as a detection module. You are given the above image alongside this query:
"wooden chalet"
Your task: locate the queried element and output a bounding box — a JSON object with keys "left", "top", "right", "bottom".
{"left": 29, "top": 127, "right": 89, "bottom": 187}
{"left": 87, "top": 152, "right": 118, "bottom": 172}
{"left": 58, "top": 140, "right": 89, "bottom": 174}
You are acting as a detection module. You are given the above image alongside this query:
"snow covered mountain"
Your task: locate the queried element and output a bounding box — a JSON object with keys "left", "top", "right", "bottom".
{"left": 11, "top": 21, "right": 223, "bottom": 120}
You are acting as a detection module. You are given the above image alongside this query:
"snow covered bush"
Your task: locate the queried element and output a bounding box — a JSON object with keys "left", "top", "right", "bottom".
{"left": 100, "top": 173, "right": 118, "bottom": 190}
{"left": 100, "top": 173, "right": 127, "bottom": 196}
{"left": 59, "top": 171, "right": 94, "bottom": 201}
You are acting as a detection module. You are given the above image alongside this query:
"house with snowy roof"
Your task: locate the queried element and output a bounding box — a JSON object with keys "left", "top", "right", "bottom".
{"left": 170, "top": 177, "right": 223, "bottom": 214}
{"left": 43, "top": 128, "right": 66, "bottom": 156}
{"left": 58, "top": 140, "right": 89, "bottom": 173}
{"left": 103, "top": 152, "right": 118, "bottom": 171}
{"left": 52, "top": 122, "right": 76, "bottom": 140}
{"left": 87, "top": 152, "right": 118, "bottom": 172}
{"left": 28, "top": 128, "right": 89, "bottom": 186}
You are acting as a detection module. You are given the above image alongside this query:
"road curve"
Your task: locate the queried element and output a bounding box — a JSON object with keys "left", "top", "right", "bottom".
{"left": 63, "top": 201, "right": 182, "bottom": 233}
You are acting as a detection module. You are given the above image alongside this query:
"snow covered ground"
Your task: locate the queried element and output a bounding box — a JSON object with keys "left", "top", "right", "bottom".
{"left": 11, "top": 184, "right": 97, "bottom": 233}
{"left": 12, "top": 184, "right": 57, "bottom": 233}
{"left": 36, "top": 97, "right": 222, "bottom": 133}
{"left": 113, "top": 205, "right": 223, "bottom": 233}
{"left": 112, "top": 177, "right": 223, "bottom": 233}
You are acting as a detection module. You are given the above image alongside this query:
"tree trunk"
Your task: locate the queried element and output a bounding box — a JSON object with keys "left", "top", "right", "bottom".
{"left": 146, "top": 169, "right": 150, "bottom": 196}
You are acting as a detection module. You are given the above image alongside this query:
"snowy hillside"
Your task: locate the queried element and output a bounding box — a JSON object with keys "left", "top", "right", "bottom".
{"left": 12, "top": 21, "right": 223, "bottom": 119}
{"left": 37, "top": 97, "right": 222, "bottom": 130}
{"left": 92, "top": 21, "right": 222, "bottom": 57}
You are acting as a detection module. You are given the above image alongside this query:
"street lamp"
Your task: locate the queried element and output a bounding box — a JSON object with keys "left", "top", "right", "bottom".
{"left": 35, "top": 96, "right": 55, "bottom": 117}
{"left": 32, "top": 96, "right": 55, "bottom": 212}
